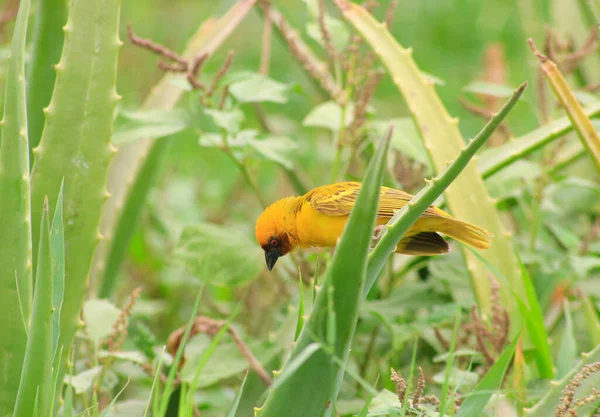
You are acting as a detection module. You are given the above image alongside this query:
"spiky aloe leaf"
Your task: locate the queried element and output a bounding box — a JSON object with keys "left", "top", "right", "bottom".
{"left": 26, "top": 0, "right": 68, "bottom": 152}
{"left": 365, "top": 84, "right": 527, "bottom": 295}
{"left": 335, "top": 0, "right": 528, "bottom": 331}
{"left": 256, "top": 129, "right": 392, "bottom": 417}
{"left": 13, "top": 198, "right": 55, "bottom": 417}
{"left": 29, "top": 0, "right": 122, "bottom": 399}
{"left": 93, "top": 0, "right": 257, "bottom": 297}
{"left": 530, "top": 40, "right": 600, "bottom": 173}
{"left": 0, "top": 0, "right": 32, "bottom": 413}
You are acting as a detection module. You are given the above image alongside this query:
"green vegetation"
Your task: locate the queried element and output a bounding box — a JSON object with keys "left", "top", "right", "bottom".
{"left": 1, "top": 0, "right": 600, "bottom": 416}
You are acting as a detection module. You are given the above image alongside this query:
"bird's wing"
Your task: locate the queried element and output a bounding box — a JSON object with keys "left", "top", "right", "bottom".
{"left": 307, "top": 182, "right": 448, "bottom": 218}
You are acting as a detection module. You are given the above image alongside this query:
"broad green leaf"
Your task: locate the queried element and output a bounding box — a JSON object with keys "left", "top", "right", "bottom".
{"left": 112, "top": 108, "right": 191, "bottom": 144}
{"left": 173, "top": 223, "right": 262, "bottom": 285}
{"left": 306, "top": 18, "right": 350, "bottom": 51}
{"left": 368, "top": 118, "right": 430, "bottom": 166}
{"left": 248, "top": 135, "right": 297, "bottom": 169}
{"left": 303, "top": 101, "right": 355, "bottom": 131}
{"left": 181, "top": 338, "right": 281, "bottom": 387}
{"left": 519, "top": 255, "right": 554, "bottom": 379}
{"left": 433, "top": 368, "right": 479, "bottom": 390}
{"left": 463, "top": 81, "right": 515, "bottom": 98}
{"left": 456, "top": 329, "right": 521, "bottom": 417}
{"left": 102, "top": 400, "right": 147, "bottom": 417}
{"left": 229, "top": 73, "right": 290, "bottom": 103}
{"left": 204, "top": 108, "right": 244, "bottom": 134}
{"left": 83, "top": 299, "right": 121, "bottom": 346}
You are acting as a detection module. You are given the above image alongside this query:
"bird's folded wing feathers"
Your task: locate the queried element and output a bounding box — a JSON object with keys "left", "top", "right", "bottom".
{"left": 307, "top": 182, "right": 448, "bottom": 218}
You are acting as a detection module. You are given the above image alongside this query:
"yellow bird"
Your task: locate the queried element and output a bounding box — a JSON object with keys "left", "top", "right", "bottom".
{"left": 255, "top": 181, "right": 492, "bottom": 270}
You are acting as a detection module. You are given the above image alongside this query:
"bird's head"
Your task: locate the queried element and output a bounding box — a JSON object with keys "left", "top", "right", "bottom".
{"left": 255, "top": 201, "right": 295, "bottom": 271}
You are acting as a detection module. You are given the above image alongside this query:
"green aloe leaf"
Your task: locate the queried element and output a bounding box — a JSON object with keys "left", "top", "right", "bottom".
{"left": 456, "top": 326, "right": 522, "bottom": 417}
{"left": 364, "top": 84, "right": 527, "bottom": 295}
{"left": 26, "top": 0, "right": 68, "bottom": 152}
{"left": 13, "top": 198, "right": 55, "bottom": 417}
{"left": 29, "top": 0, "right": 123, "bottom": 400}
{"left": 256, "top": 128, "right": 392, "bottom": 417}
{"left": 0, "top": 0, "right": 32, "bottom": 412}
{"left": 335, "top": 0, "right": 529, "bottom": 336}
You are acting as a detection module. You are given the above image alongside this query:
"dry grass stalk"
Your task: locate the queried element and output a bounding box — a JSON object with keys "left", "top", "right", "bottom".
{"left": 434, "top": 276, "right": 510, "bottom": 374}
{"left": 167, "top": 316, "right": 272, "bottom": 387}
{"left": 107, "top": 287, "right": 142, "bottom": 352}
{"left": 390, "top": 366, "right": 461, "bottom": 415}
{"left": 127, "top": 24, "right": 233, "bottom": 106}
{"left": 555, "top": 363, "right": 600, "bottom": 417}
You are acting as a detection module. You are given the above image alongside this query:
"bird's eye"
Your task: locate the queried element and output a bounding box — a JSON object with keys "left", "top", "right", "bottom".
{"left": 270, "top": 239, "right": 278, "bottom": 246}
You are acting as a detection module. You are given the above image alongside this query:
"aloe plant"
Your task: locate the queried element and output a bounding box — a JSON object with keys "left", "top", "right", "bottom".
{"left": 335, "top": 0, "right": 529, "bottom": 338}
{"left": 94, "top": 0, "right": 258, "bottom": 298}
{"left": 365, "top": 84, "right": 527, "bottom": 295}
{"left": 29, "top": 0, "right": 123, "bottom": 398}
{"left": 0, "top": 0, "right": 32, "bottom": 413}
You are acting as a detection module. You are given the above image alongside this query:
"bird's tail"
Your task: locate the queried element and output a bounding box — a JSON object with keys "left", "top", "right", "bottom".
{"left": 440, "top": 218, "right": 493, "bottom": 250}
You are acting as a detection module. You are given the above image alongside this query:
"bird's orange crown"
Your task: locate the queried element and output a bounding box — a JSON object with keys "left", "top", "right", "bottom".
{"left": 255, "top": 197, "right": 298, "bottom": 270}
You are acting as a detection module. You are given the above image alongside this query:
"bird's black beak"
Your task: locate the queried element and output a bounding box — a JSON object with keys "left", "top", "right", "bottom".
{"left": 265, "top": 248, "right": 282, "bottom": 271}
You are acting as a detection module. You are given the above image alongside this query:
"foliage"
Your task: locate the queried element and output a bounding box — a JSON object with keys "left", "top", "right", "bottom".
{"left": 1, "top": 0, "right": 600, "bottom": 416}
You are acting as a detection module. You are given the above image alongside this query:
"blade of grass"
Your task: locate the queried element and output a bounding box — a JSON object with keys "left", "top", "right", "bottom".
{"left": 94, "top": 0, "right": 258, "bottom": 298}
{"left": 226, "top": 372, "right": 250, "bottom": 417}
{"left": 257, "top": 128, "right": 391, "bottom": 417}
{"left": 13, "top": 198, "right": 55, "bottom": 417}
{"left": 144, "top": 346, "right": 166, "bottom": 417}
{"left": 439, "top": 310, "right": 462, "bottom": 416}
{"left": 0, "top": 0, "right": 32, "bottom": 411}
{"left": 157, "top": 283, "right": 204, "bottom": 417}
{"left": 336, "top": 0, "right": 529, "bottom": 331}
{"left": 557, "top": 301, "right": 578, "bottom": 379}
{"left": 50, "top": 181, "right": 64, "bottom": 359}
{"left": 529, "top": 39, "right": 600, "bottom": 173}
{"left": 295, "top": 272, "right": 305, "bottom": 341}
{"left": 456, "top": 325, "right": 522, "bottom": 417}
{"left": 364, "top": 84, "right": 527, "bottom": 296}
{"left": 581, "top": 293, "right": 600, "bottom": 346}
{"left": 518, "top": 254, "right": 554, "bottom": 379}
